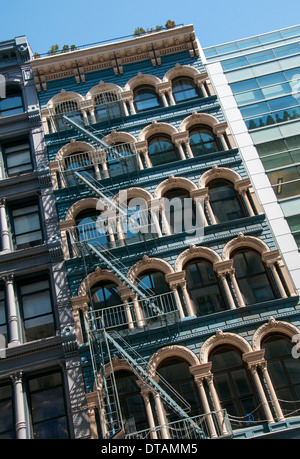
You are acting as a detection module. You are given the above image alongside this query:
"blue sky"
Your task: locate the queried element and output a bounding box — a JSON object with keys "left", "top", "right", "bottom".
{"left": 1, "top": 0, "right": 299, "bottom": 54}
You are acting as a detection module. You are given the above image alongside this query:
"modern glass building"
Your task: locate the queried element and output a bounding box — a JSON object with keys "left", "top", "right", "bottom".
{"left": 203, "top": 25, "right": 300, "bottom": 295}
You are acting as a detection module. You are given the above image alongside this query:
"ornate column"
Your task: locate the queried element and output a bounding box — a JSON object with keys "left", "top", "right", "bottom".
{"left": 160, "top": 201, "right": 172, "bottom": 236}
{"left": 149, "top": 200, "right": 162, "bottom": 237}
{"left": 213, "top": 123, "right": 230, "bottom": 151}
{"left": 10, "top": 372, "right": 27, "bottom": 439}
{"left": 136, "top": 141, "right": 152, "bottom": 169}
{"left": 205, "top": 374, "right": 229, "bottom": 435}
{"left": 136, "top": 383, "right": 158, "bottom": 439}
{"left": 227, "top": 266, "right": 246, "bottom": 308}
{"left": 235, "top": 179, "right": 256, "bottom": 217}
{"left": 243, "top": 352, "right": 275, "bottom": 425}
{"left": 190, "top": 189, "right": 209, "bottom": 227}
{"left": 165, "top": 272, "right": 186, "bottom": 319}
{"left": 190, "top": 363, "right": 218, "bottom": 438}
{"left": 0, "top": 198, "right": 10, "bottom": 252}
{"left": 260, "top": 361, "right": 285, "bottom": 422}
{"left": 153, "top": 392, "right": 170, "bottom": 439}
{"left": 179, "top": 280, "right": 196, "bottom": 317}
{"left": 3, "top": 274, "right": 20, "bottom": 346}
{"left": 214, "top": 261, "right": 237, "bottom": 310}
{"left": 262, "top": 250, "right": 289, "bottom": 299}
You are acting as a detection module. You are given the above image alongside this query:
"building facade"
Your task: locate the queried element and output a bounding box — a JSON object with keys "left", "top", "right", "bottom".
{"left": 28, "top": 24, "right": 300, "bottom": 440}
{"left": 0, "top": 36, "right": 89, "bottom": 439}
{"left": 203, "top": 25, "right": 300, "bottom": 297}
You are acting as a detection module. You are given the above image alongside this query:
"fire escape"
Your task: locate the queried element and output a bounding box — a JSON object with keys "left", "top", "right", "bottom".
{"left": 50, "top": 96, "right": 232, "bottom": 439}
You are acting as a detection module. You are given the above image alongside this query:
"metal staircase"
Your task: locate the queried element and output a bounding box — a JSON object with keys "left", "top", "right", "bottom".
{"left": 59, "top": 112, "right": 226, "bottom": 440}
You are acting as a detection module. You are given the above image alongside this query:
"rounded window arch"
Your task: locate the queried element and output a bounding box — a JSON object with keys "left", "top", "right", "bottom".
{"left": 208, "top": 179, "right": 247, "bottom": 223}
{"left": 133, "top": 85, "right": 161, "bottom": 112}
{"left": 0, "top": 85, "right": 24, "bottom": 117}
{"left": 210, "top": 345, "right": 263, "bottom": 428}
{"left": 189, "top": 125, "right": 220, "bottom": 156}
{"left": 171, "top": 76, "right": 201, "bottom": 103}
{"left": 233, "top": 249, "right": 277, "bottom": 305}
{"left": 157, "top": 356, "right": 203, "bottom": 422}
{"left": 184, "top": 259, "right": 227, "bottom": 316}
{"left": 148, "top": 134, "right": 180, "bottom": 167}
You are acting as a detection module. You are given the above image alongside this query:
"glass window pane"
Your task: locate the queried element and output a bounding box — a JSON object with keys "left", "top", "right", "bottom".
{"left": 231, "top": 79, "right": 259, "bottom": 94}
{"left": 256, "top": 139, "right": 287, "bottom": 157}
{"left": 240, "top": 102, "right": 270, "bottom": 118}
{"left": 274, "top": 43, "right": 300, "bottom": 58}
{"left": 257, "top": 72, "right": 286, "bottom": 87}
{"left": 247, "top": 49, "right": 275, "bottom": 65}
{"left": 268, "top": 95, "right": 298, "bottom": 111}
{"left": 222, "top": 56, "right": 249, "bottom": 71}
{"left": 262, "top": 83, "right": 291, "bottom": 99}
{"left": 235, "top": 89, "right": 264, "bottom": 105}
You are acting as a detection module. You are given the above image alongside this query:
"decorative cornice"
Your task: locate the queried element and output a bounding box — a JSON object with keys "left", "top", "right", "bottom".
{"left": 30, "top": 25, "right": 199, "bottom": 90}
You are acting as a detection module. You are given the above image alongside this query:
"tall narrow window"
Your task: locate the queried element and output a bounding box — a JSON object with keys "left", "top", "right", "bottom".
{"left": 11, "top": 202, "right": 43, "bottom": 250}
{"left": 94, "top": 92, "right": 122, "bottom": 122}
{"left": 0, "top": 289, "right": 7, "bottom": 345}
{"left": 27, "top": 371, "right": 69, "bottom": 439}
{"left": 114, "top": 370, "right": 149, "bottom": 433}
{"left": 262, "top": 334, "right": 300, "bottom": 417}
{"left": 54, "top": 100, "right": 81, "bottom": 131}
{"left": 2, "top": 140, "right": 33, "bottom": 176}
{"left": 233, "top": 250, "right": 276, "bottom": 305}
{"left": 19, "top": 278, "right": 55, "bottom": 342}
{"left": 185, "top": 260, "right": 227, "bottom": 316}
{"left": 75, "top": 208, "right": 109, "bottom": 248}
{"left": 210, "top": 346, "right": 263, "bottom": 429}
{"left": 0, "top": 383, "right": 14, "bottom": 439}
{"left": 208, "top": 180, "right": 246, "bottom": 223}
{"left": 137, "top": 270, "right": 169, "bottom": 296}
{"left": 0, "top": 86, "right": 23, "bottom": 117}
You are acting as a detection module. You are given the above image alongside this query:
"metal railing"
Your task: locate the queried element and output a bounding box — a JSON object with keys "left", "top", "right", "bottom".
{"left": 86, "top": 290, "right": 179, "bottom": 331}
{"left": 126, "top": 409, "right": 232, "bottom": 439}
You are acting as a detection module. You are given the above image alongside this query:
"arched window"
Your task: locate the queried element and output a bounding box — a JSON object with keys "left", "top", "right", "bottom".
{"left": 0, "top": 86, "right": 24, "bottom": 117}
{"left": 233, "top": 250, "right": 277, "bottom": 305}
{"left": 63, "top": 151, "right": 95, "bottom": 186}
{"left": 133, "top": 85, "right": 161, "bottom": 112}
{"left": 90, "top": 281, "right": 125, "bottom": 329}
{"left": 185, "top": 260, "right": 227, "bottom": 316}
{"left": 94, "top": 92, "right": 122, "bottom": 123}
{"left": 189, "top": 126, "right": 220, "bottom": 156}
{"left": 137, "top": 270, "right": 169, "bottom": 296}
{"left": 106, "top": 142, "right": 133, "bottom": 177}
{"left": 210, "top": 346, "right": 263, "bottom": 428}
{"left": 262, "top": 334, "right": 300, "bottom": 417}
{"left": 157, "top": 357, "right": 202, "bottom": 424}
{"left": 208, "top": 180, "right": 246, "bottom": 223}
{"left": 148, "top": 135, "right": 180, "bottom": 167}
{"left": 54, "top": 100, "right": 81, "bottom": 131}
{"left": 75, "top": 208, "right": 109, "bottom": 248}
{"left": 172, "top": 77, "right": 201, "bottom": 103}
{"left": 113, "top": 370, "right": 149, "bottom": 433}
{"left": 163, "top": 188, "right": 195, "bottom": 234}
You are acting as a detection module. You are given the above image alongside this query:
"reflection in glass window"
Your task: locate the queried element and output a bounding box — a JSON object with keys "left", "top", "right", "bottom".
{"left": 261, "top": 82, "right": 291, "bottom": 99}
{"left": 274, "top": 43, "right": 300, "bottom": 58}
{"left": 233, "top": 251, "right": 276, "bottom": 305}
{"left": 222, "top": 56, "right": 248, "bottom": 71}
{"left": 20, "top": 278, "right": 55, "bottom": 342}
{"left": 172, "top": 77, "right": 201, "bottom": 103}
{"left": 257, "top": 72, "right": 286, "bottom": 87}
{"left": 11, "top": 203, "right": 43, "bottom": 249}
{"left": 94, "top": 92, "right": 122, "bottom": 122}
{"left": 115, "top": 370, "right": 148, "bottom": 433}
{"left": 247, "top": 49, "right": 275, "bottom": 65}
{"left": 148, "top": 135, "right": 180, "bottom": 166}
{"left": 3, "top": 141, "right": 32, "bottom": 176}
{"left": 209, "top": 180, "right": 246, "bottom": 222}
{"left": 262, "top": 335, "right": 300, "bottom": 417}
{"left": 231, "top": 78, "right": 259, "bottom": 94}
{"left": 185, "top": 260, "right": 227, "bottom": 316}
{"left": 75, "top": 208, "right": 108, "bottom": 247}
{"left": 0, "top": 86, "right": 23, "bottom": 117}
{"left": 158, "top": 358, "right": 202, "bottom": 422}
{"left": 235, "top": 89, "right": 264, "bottom": 105}
{"left": 133, "top": 86, "right": 161, "bottom": 112}
{"left": 28, "top": 372, "right": 69, "bottom": 439}
{"left": 210, "top": 347, "right": 262, "bottom": 428}
{"left": 137, "top": 270, "right": 169, "bottom": 296}
{"left": 189, "top": 127, "right": 219, "bottom": 156}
